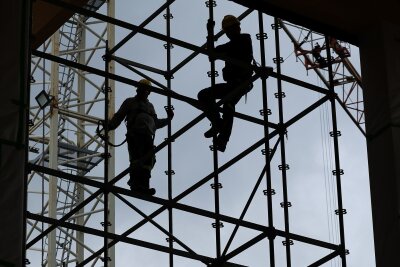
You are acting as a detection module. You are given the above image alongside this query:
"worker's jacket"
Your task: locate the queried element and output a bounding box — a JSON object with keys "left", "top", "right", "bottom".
{"left": 215, "top": 33, "right": 253, "bottom": 83}
{"left": 108, "top": 96, "right": 169, "bottom": 136}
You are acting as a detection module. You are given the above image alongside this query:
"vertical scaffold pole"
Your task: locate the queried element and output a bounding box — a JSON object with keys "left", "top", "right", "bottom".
{"left": 325, "top": 35, "right": 347, "bottom": 267}
{"left": 76, "top": 15, "right": 86, "bottom": 264}
{"left": 107, "top": 0, "right": 116, "bottom": 265}
{"left": 258, "top": 12, "right": 276, "bottom": 267}
{"left": 273, "top": 17, "right": 292, "bottom": 267}
{"left": 165, "top": 3, "right": 174, "bottom": 267}
{"left": 207, "top": 0, "right": 222, "bottom": 259}
{"left": 48, "top": 30, "right": 60, "bottom": 267}
{"left": 103, "top": 40, "right": 110, "bottom": 267}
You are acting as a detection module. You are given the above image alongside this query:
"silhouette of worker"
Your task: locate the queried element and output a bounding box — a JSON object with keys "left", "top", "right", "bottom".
{"left": 108, "top": 79, "right": 174, "bottom": 195}
{"left": 198, "top": 15, "right": 253, "bottom": 152}
{"left": 312, "top": 43, "right": 328, "bottom": 68}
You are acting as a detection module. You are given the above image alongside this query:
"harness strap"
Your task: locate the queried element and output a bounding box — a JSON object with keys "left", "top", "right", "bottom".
{"left": 96, "top": 120, "right": 127, "bottom": 148}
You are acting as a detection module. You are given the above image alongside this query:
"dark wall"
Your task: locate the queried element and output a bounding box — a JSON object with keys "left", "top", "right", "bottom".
{"left": 0, "top": 0, "right": 30, "bottom": 266}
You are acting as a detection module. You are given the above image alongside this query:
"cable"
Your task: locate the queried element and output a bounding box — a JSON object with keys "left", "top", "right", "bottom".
{"left": 96, "top": 120, "right": 127, "bottom": 147}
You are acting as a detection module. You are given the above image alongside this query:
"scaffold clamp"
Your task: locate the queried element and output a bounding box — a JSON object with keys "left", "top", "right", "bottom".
{"left": 280, "top": 201, "right": 292, "bottom": 208}
{"left": 210, "top": 183, "right": 223, "bottom": 189}
{"left": 207, "top": 70, "right": 219, "bottom": 77}
{"left": 163, "top": 43, "right": 174, "bottom": 49}
{"left": 329, "top": 130, "right": 342, "bottom": 137}
{"left": 278, "top": 164, "right": 290, "bottom": 170}
{"left": 256, "top": 33, "right": 268, "bottom": 40}
{"left": 212, "top": 222, "right": 224, "bottom": 228}
{"left": 259, "top": 109, "right": 272, "bottom": 116}
{"left": 332, "top": 169, "right": 344, "bottom": 175}
{"left": 282, "top": 239, "right": 294, "bottom": 246}
{"left": 273, "top": 57, "right": 284, "bottom": 64}
{"left": 164, "top": 72, "right": 174, "bottom": 80}
{"left": 274, "top": 92, "right": 286, "bottom": 98}
{"left": 101, "top": 85, "right": 112, "bottom": 93}
{"left": 100, "top": 257, "right": 112, "bottom": 262}
{"left": 263, "top": 189, "right": 276, "bottom": 196}
{"left": 271, "top": 22, "right": 282, "bottom": 29}
{"left": 100, "top": 221, "right": 112, "bottom": 227}
{"left": 205, "top": 1, "right": 217, "bottom": 7}
{"left": 101, "top": 53, "right": 111, "bottom": 62}
{"left": 165, "top": 170, "right": 176, "bottom": 175}
{"left": 335, "top": 209, "right": 347, "bottom": 215}
{"left": 261, "top": 148, "right": 273, "bottom": 155}
{"left": 163, "top": 13, "right": 174, "bottom": 20}
{"left": 164, "top": 105, "right": 175, "bottom": 111}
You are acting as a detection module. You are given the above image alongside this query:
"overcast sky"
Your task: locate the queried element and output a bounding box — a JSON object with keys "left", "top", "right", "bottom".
{"left": 28, "top": 0, "right": 375, "bottom": 266}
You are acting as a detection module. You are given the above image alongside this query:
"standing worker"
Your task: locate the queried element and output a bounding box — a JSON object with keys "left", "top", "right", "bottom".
{"left": 108, "top": 79, "right": 174, "bottom": 196}
{"left": 198, "top": 15, "right": 254, "bottom": 152}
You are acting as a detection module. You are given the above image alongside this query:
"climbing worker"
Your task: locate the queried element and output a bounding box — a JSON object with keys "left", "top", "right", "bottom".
{"left": 311, "top": 43, "right": 328, "bottom": 68}
{"left": 107, "top": 79, "right": 174, "bottom": 195}
{"left": 197, "top": 14, "right": 253, "bottom": 152}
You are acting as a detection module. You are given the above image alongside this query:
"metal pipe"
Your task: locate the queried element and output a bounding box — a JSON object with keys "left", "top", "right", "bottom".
{"left": 110, "top": 0, "right": 176, "bottom": 55}
{"left": 206, "top": 0, "right": 221, "bottom": 258}
{"left": 258, "top": 11, "right": 276, "bottom": 266}
{"left": 48, "top": 30, "right": 60, "bottom": 267}
{"left": 165, "top": 4, "right": 175, "bottom": 267}
{"left": 103, "top": 40, "right": 110, "bottom": 267}
{"left": 107, "top": 2, "right": 116, "bottom": 265}
{"left": 222, "top": 140, "right": 279, "bottom": 256}
{"left": 86, "top": 27, "right": 107, "bottom": 65}
{"left": 58, "top": 108, "right": 102, "bottom": 124}
{"left": 64, "top": 98, "right": 105, "bottom": 109}
{"left": 58, "top": 152, "right": 103, "bottom": 166}
{"left": 59, "top": 45, "right": 106, "bottom": 56}
{"left": 274, "top": 17, "right": 292, "bottom": 267}
{"left": 325, "top": 35, "right": 347, "bottom": 267}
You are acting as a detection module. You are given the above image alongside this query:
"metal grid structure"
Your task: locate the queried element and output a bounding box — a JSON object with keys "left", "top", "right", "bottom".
{"left": 26, "top": 0, "right": 364, "bottom": 266}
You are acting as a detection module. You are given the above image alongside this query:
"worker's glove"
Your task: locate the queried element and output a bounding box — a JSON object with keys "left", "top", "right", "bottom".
{"left": 207, "top": 49, "right": 217, "bottom": 62}
{"left": 166, "top": 108, "right": 174, "bottom": 120}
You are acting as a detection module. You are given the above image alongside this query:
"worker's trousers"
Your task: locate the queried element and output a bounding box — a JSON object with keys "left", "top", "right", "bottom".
{"left": 126, "top": 132, "right": 155, "bottom": 189}
{"left": 198, "top": 82, "right": 251, "bottom": 142}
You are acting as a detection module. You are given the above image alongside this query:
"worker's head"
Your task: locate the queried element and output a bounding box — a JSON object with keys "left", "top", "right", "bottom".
{"left": 136, "top": 79, "right": 151, "bottom": 99}
{"left": 222, "top": 15, "right": 241, "bottom": 39}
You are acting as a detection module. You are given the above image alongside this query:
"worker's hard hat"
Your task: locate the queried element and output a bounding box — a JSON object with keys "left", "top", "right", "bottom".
{"left": 137, "top": 79, "right": 151, "bottom": 93}
{"left": 138, "top": 79, "right": 151, "bottom": 87}
{"left": 222, "top": 15, "right": 240, "bottom": 31}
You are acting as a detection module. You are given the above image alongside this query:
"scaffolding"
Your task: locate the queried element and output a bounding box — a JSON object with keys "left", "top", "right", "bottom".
{"left": 26, "top": 0, "right": 364, "bottom": 266}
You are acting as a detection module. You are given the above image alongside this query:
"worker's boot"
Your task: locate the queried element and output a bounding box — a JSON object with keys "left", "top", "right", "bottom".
{"left": 132, "top": 175, "right": 156, "bottom": 196}
{"left": 204, "top": 118, "right": 223, "bottom": 138}
{"left": 215, "top": 136, "right": 228, "bottom": 152}
{"left": 132, "top": 186, "right": 156, "bottom": 196}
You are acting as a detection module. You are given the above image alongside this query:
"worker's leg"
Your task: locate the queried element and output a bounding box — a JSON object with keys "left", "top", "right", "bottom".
{"left": 216, "top": 103, "right": 235, "bottom": 152}
{"left": 126, "top": 133, "right": 139, "bottom": 187}
{"left": 126, "top": 132, "right": 155, "bottom": 194}
{"left": 197, "top": 83, "right": 231, "bottom": 137}
{"left": 217, "top": 83, "right": 252, "bottom": 151}
{"left": 138, "top": 134, "right": 155, "bottom": 189}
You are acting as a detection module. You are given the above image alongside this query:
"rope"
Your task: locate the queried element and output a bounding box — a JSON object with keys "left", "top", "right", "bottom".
{"left": 96, "top": 120, "right": 127, "bottom": 148}
{"left": 318, "top": 75, "right": 340, "bottom": 267}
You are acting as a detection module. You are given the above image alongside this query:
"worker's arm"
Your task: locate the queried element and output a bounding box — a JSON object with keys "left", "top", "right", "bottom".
{"left": 215, "top": 43, "right": 229, "bottom": 54}
{"left": 108, "top": 99, "right": 129, "bottom": 130}
{"left": 155, "top": 108, "right": 174, "bottom": 129}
